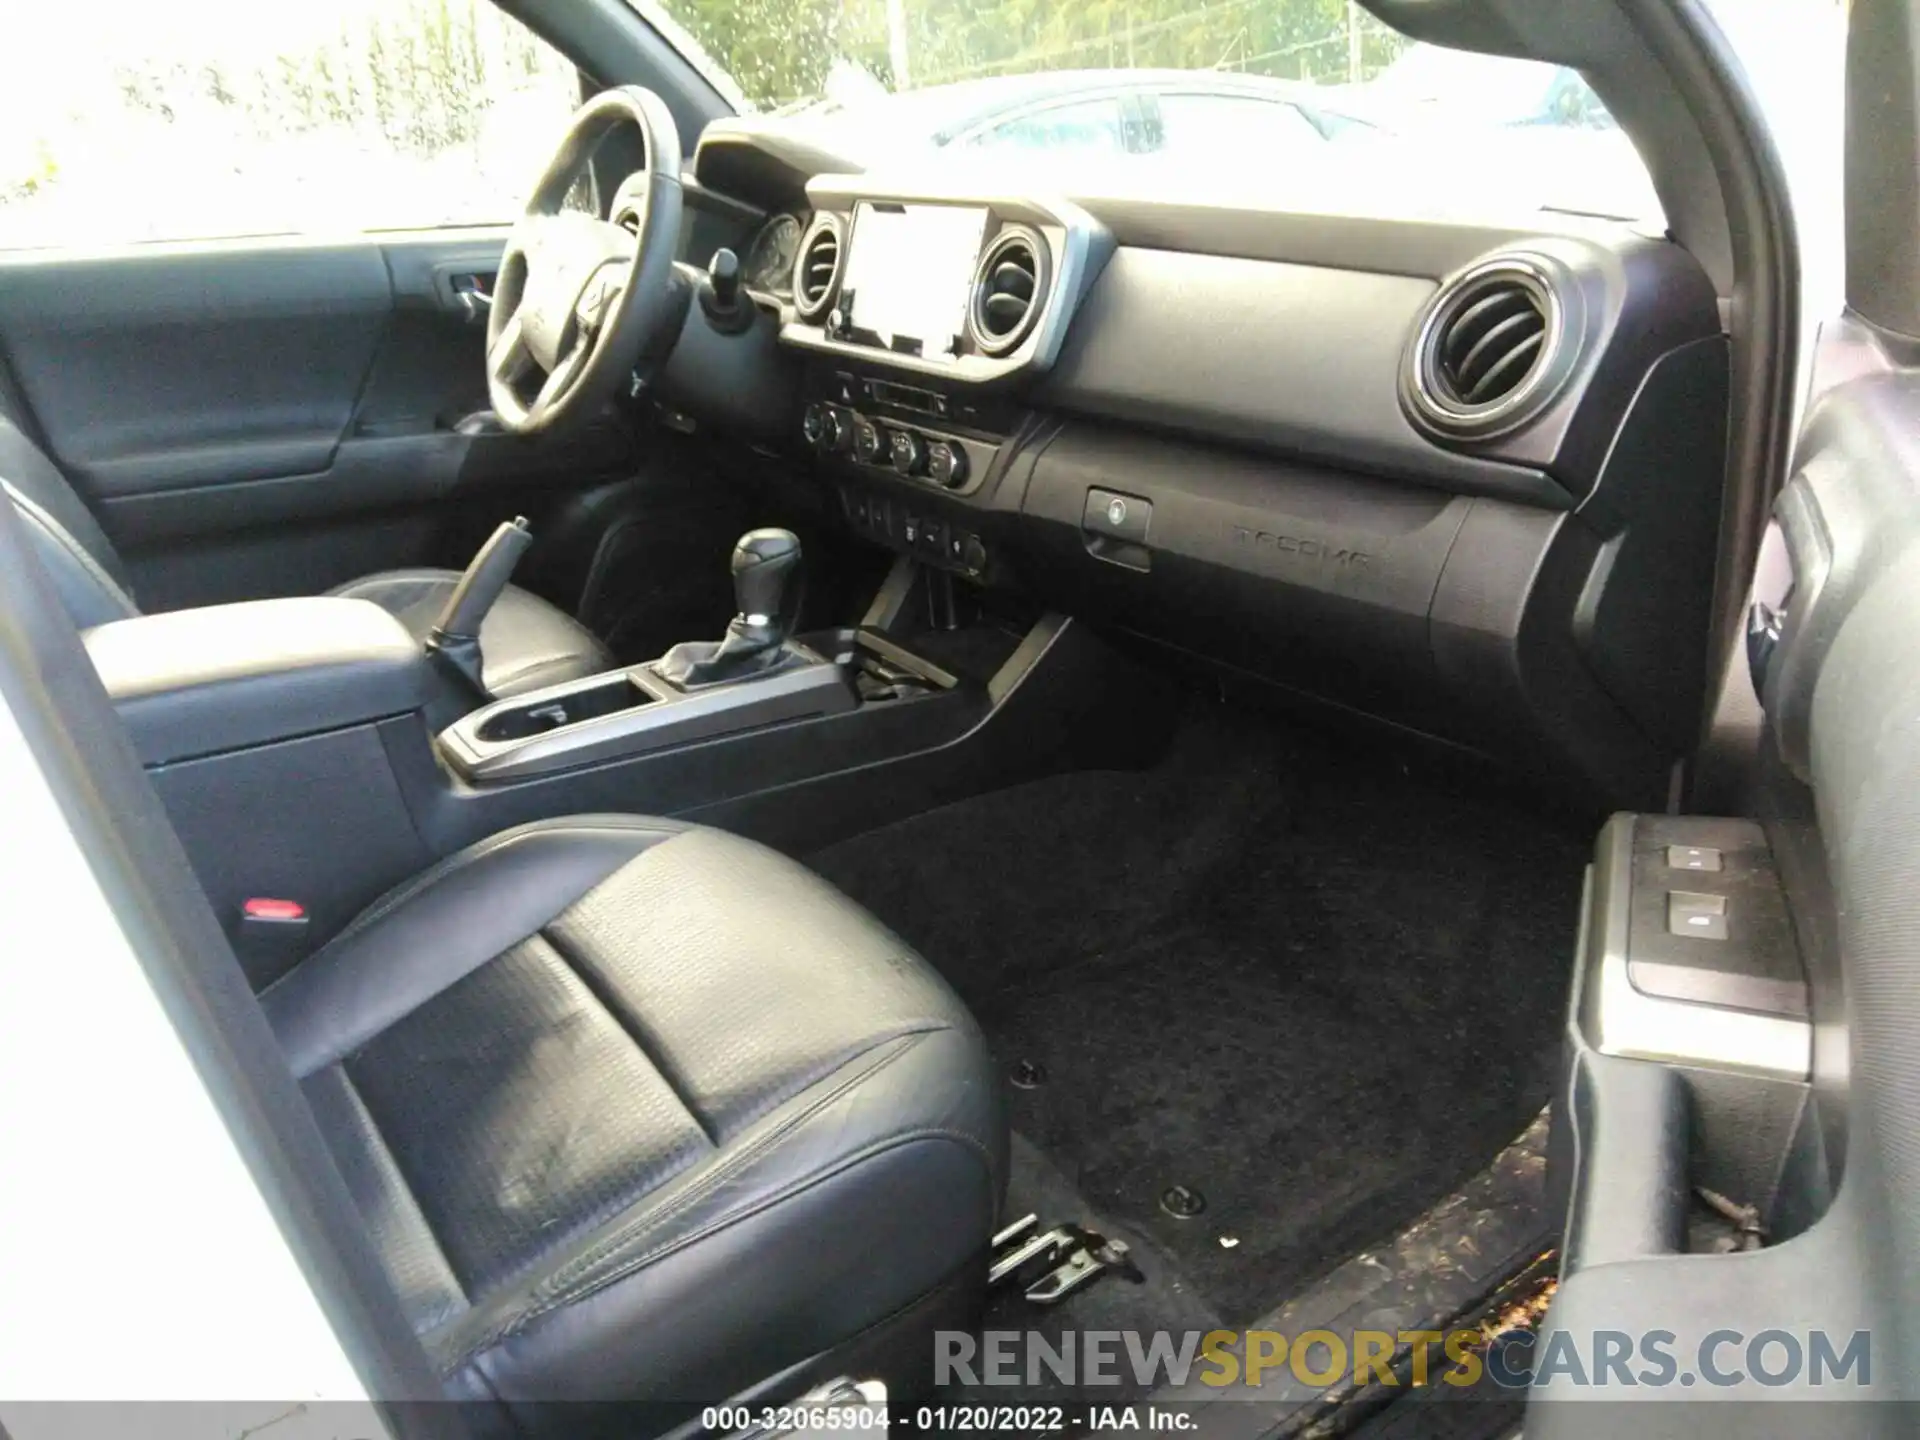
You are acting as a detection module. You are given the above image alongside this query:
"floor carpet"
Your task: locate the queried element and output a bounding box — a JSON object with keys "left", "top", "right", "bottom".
{"left": 810, "top": 696, "right": 1590, "bottom": 1323}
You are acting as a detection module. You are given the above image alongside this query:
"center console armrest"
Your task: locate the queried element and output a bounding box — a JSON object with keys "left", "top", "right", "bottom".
{"left": 86, "top": 597, "right": 432, "bottom": 765}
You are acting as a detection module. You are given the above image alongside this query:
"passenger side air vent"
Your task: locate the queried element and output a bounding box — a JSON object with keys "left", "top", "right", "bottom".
{"left": 968, "top": 227, "right": 1049, "bottom": 357}
{"left": 793, "top": 215, "right": 844, "bottom": 323}
{"left": 1404, "top": 256, "right": 1578, "bottom": 441}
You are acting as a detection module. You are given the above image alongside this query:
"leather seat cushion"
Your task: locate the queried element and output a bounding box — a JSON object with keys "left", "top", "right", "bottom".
{"left": 261, "top": 816, "right": 1005, "bottom": 1414}
{"left": 330, "top": 568, "right": 612, "bottom": 698}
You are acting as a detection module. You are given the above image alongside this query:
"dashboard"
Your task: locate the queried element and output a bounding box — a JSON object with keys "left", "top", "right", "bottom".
{"left": 668, "top": 120, "right": 1731, "bottom": 809}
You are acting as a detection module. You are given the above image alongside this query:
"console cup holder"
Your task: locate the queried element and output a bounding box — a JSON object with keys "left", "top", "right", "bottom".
{"left": 474, "top": 674, "right": 654, "bottom": 743}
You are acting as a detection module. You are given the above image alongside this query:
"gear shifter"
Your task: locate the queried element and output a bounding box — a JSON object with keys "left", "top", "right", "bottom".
{"left": 656, "top": 528, "right": 805, "bottom": 689}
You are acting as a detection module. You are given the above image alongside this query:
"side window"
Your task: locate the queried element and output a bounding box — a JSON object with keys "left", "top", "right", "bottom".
{"left": 0, "top": 1, "right": 581, "bottom": 251}
{"left": 961, "top": 98, "right": 1131, "bottom": 156}
{"left": 1150, "top": 93, "right": 1331, "bottom": 162}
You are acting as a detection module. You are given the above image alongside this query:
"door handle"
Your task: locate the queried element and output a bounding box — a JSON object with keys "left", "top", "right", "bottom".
{"left": 448, "top": 272, "right": 495, "bottom": 326}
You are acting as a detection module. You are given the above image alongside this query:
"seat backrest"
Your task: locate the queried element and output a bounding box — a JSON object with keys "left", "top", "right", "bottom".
{"left": 0, "top": 411, "right": 140, "bottom": 629}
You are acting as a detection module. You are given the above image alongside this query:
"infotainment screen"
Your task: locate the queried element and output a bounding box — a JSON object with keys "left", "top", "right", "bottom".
{"left": 843, "top": 202, "right": 989, "bottom": 359}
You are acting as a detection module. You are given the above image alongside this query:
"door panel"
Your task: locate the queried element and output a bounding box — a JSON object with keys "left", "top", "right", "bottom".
{"left": 1523, "top": 1, "right": 1920, "bottom": 1425}
{"left": 0, "top": 232, "right": 635, "bottom": 600}
{"left": 0, "top": 243, "right": 393, "bottom": 495}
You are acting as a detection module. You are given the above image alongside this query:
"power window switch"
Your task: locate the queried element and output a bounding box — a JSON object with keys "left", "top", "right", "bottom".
{"left": 1668, "top": 890, "right": 1729, "bottom": 941}
{"left": 1667, "top": 844, "right": 1723, "bottom": 872}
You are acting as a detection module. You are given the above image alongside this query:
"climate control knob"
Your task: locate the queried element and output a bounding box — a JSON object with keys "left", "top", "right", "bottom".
{"left": 853, "top": 416, "right": 885, "bottom": 464}
{"left": 927, "top": 440, "right": 968, "bottom": 488}
{"left": 889, "top": 428, "right": 927, "bottom": 477}
{"left": 801, "top": 403, "right": 828, "bottom": 448}
{"left": 820, "top": 407, "right": 851, "bottom": 453}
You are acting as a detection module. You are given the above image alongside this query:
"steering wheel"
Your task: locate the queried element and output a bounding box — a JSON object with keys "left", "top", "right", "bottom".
{"left": 487, "top": 86, "right": 686, "bottom": 435}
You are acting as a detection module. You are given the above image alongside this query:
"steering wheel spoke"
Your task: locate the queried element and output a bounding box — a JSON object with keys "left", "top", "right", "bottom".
{"left": 488, "top": 312, "right": 535, "bottom": 387}
{"left": 531, "top": 330, "right": 597, "bottom": 421}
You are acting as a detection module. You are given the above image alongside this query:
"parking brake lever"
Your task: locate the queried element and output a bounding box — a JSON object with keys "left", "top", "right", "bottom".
{"left": 425, "top": 516, "right": 533, "bottom": 702}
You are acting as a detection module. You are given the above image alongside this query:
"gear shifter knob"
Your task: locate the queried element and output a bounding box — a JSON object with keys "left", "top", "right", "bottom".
{"left": 655, "top": 528, "right": 805, "bottom": 690}
{"left": 731, "top": 528, "right": 802, "bottom": 635}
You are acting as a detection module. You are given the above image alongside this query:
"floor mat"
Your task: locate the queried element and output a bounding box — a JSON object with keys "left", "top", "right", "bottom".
{"left": 810, "top": 697, "right": 1590, "bottom": 1323}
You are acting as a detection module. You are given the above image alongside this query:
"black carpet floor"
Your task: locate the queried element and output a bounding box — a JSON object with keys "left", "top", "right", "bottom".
{"left": 810, "top": 697, "right": 1590, "bottom": 1323}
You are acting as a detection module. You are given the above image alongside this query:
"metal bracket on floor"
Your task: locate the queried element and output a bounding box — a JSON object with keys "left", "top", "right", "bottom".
{"left": 988, "top": 1214, "right": 1144, "bottom": 1305}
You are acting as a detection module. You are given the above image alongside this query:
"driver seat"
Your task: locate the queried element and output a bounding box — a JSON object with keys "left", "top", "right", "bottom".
{"left": 0, "top": 413, "right": 612, "bottom": 699}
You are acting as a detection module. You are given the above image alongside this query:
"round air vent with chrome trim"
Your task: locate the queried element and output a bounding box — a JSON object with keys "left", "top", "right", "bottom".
{"left": 792, "top": 214, "right": 845, "bottom": 323}
{"left": 1403, "top": 255, "right": 1581, "bottom": 441}
{"left": 968, "top": 226, "right": 1049, "bottom": 357}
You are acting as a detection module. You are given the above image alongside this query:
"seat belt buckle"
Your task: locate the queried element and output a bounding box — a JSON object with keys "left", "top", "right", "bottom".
{"left": 242, "top": 897, "right": 307, "bottom": 925}
{"left": 235, "top": 897, "right": 311, "bottom": 974}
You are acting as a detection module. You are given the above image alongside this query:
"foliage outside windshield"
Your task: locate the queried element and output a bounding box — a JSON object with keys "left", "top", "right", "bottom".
{"left": 647, "top": 0, "right": 1664, "bottom": 223}
{"left": 0, "top": 0, "right": 1669, "bottom": 248}
{"left": 0, "top": 0, "right": 581, "bottom": 246}
{"left": 667, "top": 0, "right": 1407, "bottom": 108}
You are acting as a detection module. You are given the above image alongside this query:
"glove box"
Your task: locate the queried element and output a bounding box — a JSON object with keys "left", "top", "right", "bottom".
{"left": 1017, "top": 423, "right": 1474, "bottom": 728}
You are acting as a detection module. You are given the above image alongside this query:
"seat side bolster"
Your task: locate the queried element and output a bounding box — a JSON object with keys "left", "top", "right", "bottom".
{"left": 263, "top": 816, "right": 690, "bottom": 1076}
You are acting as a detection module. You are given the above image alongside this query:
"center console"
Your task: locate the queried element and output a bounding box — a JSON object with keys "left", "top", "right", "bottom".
{"left": 441, "top": 527, "right": 869, "bottom": 782}
{"left": 88, "top": 596, "right": 433, "bottom": 768}
{"left": 799, "top": 364, "right": 1018, "bottom": 583}
{"left": 90, "top": 529, "right": 1174, "bottom": 990}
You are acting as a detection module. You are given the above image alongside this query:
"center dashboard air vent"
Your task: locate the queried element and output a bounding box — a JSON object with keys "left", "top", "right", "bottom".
{"left": 793, "top": 215, "right": 844, "bottom": 323}
{"left": 1404, "top": 255, "right": 1580, "bottom": 441}
{"left": 968, "top": 227, "right": 1049, "bottom": 357}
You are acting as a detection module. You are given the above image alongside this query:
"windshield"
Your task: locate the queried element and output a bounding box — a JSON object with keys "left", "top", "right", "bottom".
{"left": 644, "top": 0, "right": 1664, "bottom": 225}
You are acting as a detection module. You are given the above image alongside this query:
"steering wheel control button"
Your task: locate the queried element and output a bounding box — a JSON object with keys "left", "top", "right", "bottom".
{"left": 1084, "top": 487, "right": 1152, "bottom": 543}
{"left": 1667, "top": 890, "right": 1729, "bottom": 941}
{"left": 889, "top": 428, "right": 927, "bottom": 477}
{"left": 853, "top": 417, "right": 885, "bottom": 464}
{"left": 1668, "top": 845, "right": 1724, "bottom": 872}
{"left": 927, "top": 440, "right": 969, "bottom": 488}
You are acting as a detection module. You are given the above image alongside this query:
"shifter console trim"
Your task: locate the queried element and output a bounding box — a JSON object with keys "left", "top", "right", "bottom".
{"left": 439, "top": 648, "right": 856, "bottom": 783}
